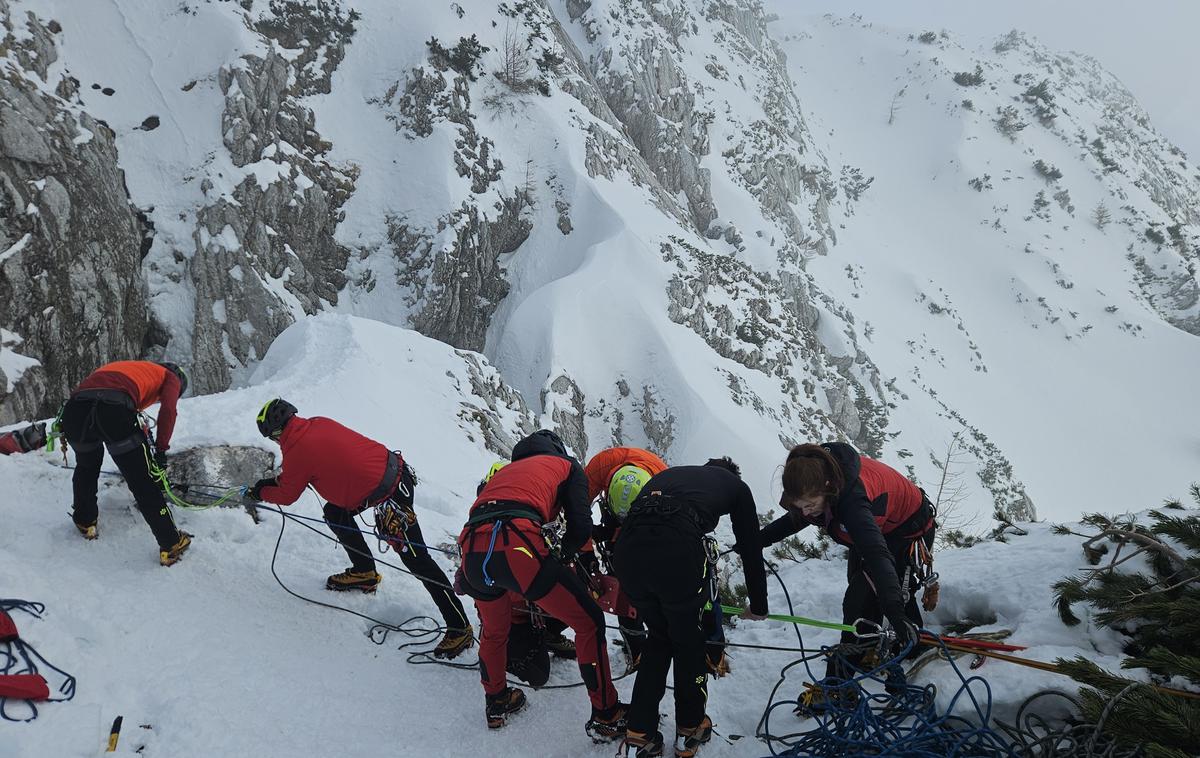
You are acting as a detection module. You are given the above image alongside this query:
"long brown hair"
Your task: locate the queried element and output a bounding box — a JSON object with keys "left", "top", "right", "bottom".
{"left": 782, "top": 444, "right": 844, "bottom": 498}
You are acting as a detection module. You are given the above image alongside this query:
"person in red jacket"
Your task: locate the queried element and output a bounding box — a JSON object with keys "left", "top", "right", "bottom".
{"left": 758, "top": 442, "right": 936, "bottom": 684}
{"left": 247, "top": 399, "right": 473, "bottom": 659}
{"left": 60, "top": 360, "right": 192, "bottom": 565}
{"left": 457, "top": 430, "right": 626, "bottom": 736}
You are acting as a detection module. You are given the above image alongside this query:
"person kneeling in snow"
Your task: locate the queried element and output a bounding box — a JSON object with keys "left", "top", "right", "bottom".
{"left": 758, "top": 443, "right": 935, "bottom": 696}
{"left": 0, "top": 422, "right": 46, "bottom": 455}
{"left": 60, "top": 361, "right": 193, "bottom": 566}
{"left": 248, "top": 399, "right": 473, "bottom": 660}
{"left": 457, "top": 430, "right": 627, "bottom": 736}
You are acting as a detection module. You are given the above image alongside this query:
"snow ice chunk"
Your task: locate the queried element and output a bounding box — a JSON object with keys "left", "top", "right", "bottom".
{"left": 0, "top": 233, "right": 31, "bottom": 265}
{"left": 0, "top": 345, "right": 40, "bottom": 392}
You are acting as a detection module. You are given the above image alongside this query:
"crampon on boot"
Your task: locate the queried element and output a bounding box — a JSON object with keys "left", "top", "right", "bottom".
{"left": 433, "top": 625, "right": 474, "bottom": 659}
{"left": 74, "top": 519, "right": 98, "bottom": 541}
{"left": 545, "top": 630, "right": 577, "bottom": 659}
{"left": 673, "top": 716, "right": 713, "bottom": 757}
{"left": 485, "top": 686, "right": 527, "bottom": 729}
{"left": 160, "top": 532, "right": 192, "bottom": 566}
{"left": 325, "top": 567, "right": 382, "bottom": 593}
{"left": 584, "top": 702, "right": 627, "bottom": 743}
{"left": 618, "top": 729, "right": 664, "bottom": 757}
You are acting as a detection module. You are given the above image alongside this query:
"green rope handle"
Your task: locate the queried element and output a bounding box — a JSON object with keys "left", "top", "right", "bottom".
{"left": 144, "top": 446, "right": 242, "bottom": 510}
{"left": 706, "top": 602, "right": 856, "bottom": 632}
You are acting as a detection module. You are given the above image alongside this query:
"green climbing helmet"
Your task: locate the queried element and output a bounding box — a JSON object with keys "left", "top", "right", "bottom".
{"left": 483, "top": 460, "right": 507, "bottom": 483}
{"left": 607, "top": 465, "right": 652, "bottom": 521}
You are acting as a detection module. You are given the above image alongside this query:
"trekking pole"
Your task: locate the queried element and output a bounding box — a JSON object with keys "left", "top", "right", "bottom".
{"left": 707, "top": 603, "right": 856, "bottom": 633}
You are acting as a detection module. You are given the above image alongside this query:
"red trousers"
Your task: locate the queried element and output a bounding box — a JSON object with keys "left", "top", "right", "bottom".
{"left": 459, "top": 519, "right": 617, "bottom": 712}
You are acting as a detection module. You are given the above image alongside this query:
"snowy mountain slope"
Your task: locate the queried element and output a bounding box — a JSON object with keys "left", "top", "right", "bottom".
{"left": 2, "top": 0, "right": 1196, "bottom": 528}
{"left": 762, "top": 11, "right": 1200, "bottom": 516}
{"left": 3, "top": 0, "right": 919, "bottom": 512}
{"left": 0, "top": 315, "right": 1160, "bottom": 756}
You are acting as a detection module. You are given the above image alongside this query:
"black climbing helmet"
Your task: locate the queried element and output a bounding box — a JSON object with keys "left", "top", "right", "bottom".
{"left": 511, "top": 429, "right": 568, "bottom": 461}
{"left": 256, "top": 398, "right": 297, "bottom": 439}
{"left": 704, "top": 456, "right": 742, "bottom": 478}
{"left": 159, "top": 362, "right": 189, "bottom": 396}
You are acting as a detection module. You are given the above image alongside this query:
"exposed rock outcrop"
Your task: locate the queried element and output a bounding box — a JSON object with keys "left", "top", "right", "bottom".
{"left": 0, "top": 1, "right": 147, "bottom": 421}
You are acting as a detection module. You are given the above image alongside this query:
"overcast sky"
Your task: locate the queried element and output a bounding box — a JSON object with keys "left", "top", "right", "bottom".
{"left": 769, "top": 0, "right": 1200, "bottom": 159}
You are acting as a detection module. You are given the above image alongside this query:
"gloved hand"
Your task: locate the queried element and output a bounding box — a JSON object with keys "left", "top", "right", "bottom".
{"left": 574, "top": 550, "right": 601, "bottom": 578}
{"left": 591, "top": 522, "right": 616, "bottom": 545}
{"left": 246, "top": 477, "right": 275, "bottom": 502}
{"left": 153, "top": 450, "right": 169, "bottom": 470}
{"left": 888, "top": 619, "right": 920, "bottom": 660}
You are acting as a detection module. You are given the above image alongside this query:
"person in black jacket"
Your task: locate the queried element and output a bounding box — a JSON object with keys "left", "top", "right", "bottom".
{"left": 614, "top": 458, "right": 767, "bottom": 758}
{"left": 759, "top": 442, "right": 935, "bottom": 682}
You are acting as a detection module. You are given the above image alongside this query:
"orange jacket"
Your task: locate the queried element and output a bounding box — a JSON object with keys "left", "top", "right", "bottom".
{"left": 73, "top": 361, "right": 182, "bottom": 450}
{"left": 583, "top": 447, "right": 668, "bottom": 501}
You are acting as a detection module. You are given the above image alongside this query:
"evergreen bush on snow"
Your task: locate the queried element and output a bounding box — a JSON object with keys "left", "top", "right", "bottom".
{"left": 1051, "top": 490, "right": 1200, "bottom": 758}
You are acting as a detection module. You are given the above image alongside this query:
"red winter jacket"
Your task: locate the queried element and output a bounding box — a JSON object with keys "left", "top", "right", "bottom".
{"left": 73, "top": 361, "right": 182, "bottom": 450}
{"left": 469, "top": 431, "right": 591, "bottom": 556}
{"left": 258, "top": 416, "right": 399, "bottom": 510}
{"left": 473, "top": 455, "right": 575, "bottom": 522}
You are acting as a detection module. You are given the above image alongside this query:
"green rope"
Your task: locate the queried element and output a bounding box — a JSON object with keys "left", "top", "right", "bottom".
{"left": 144, "top": 447, "right": 242, "bottom": 511}
{"left": 706, "top": 602, "right": 856, "bottom": 633}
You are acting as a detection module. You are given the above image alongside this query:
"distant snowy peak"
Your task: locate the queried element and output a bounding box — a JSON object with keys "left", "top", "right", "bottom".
{"left": 798, "top": 18, "right": 1200, "bottom": 335}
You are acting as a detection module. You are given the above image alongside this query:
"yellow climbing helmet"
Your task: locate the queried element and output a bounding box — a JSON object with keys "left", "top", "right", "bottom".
{"left": 483, "top": 460, "right": 507, "bottom": 483}
{"left": 608, "top": 465, "right": 652, "bottom": 520}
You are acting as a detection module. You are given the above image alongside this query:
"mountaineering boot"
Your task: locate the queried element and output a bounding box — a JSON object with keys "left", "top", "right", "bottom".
{"left": 618, "top": 729, "right": 664, "bottom": 757}
{"left": 794, "top": 679, "right": 857, "bottom": 717}
{"left": 433, "top": 625, "right": 475, "bottom": 659}
{"left": 485, "top": 686, "right": 527, "bottom": 729}
{"left": 545, "top": 630, "right": 577, "bottom": 659}
{"left": 325, "top": 567, "right": 382, "bottom": 593}
{"left": 160, "top": 532, "right": 193, "bottom": 566}
{"left": 74, "top": 519, "right": 98, "bottom": 541}
{"left": 584, "top": 702, "right": 628, "bottom": 743}
{"left": 673, "top": 716, "right": 712, "bottom": 757}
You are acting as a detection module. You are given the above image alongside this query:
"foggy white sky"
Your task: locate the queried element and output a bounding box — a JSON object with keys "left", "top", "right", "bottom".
{"left": 767, "top": 0, "right": 1200, "bottom": 159}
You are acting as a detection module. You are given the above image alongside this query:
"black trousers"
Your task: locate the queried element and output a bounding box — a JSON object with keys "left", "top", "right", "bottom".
{"left": 614, "top": 520, "right": 710, "bottom": 734}
{"left": 62, "top": 397, "right": 180, "bottom": 550}
{"left": 322, "top": 468, "right": 469, "bottom": 631}
{"left": 830, "top": 528, "right": 934, "bottom": 677}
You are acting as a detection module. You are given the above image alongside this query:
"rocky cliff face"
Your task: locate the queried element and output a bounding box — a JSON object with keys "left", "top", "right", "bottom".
{"left": 164, "top": 3, "right": 359, "bottom": 393}
{"left": 0, "top": 0, "right": 147, "bottom": 422}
